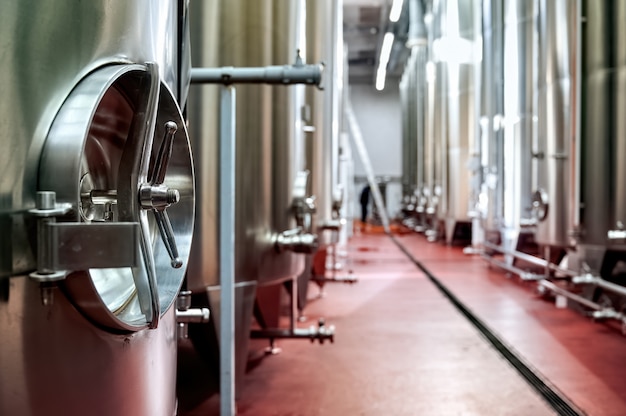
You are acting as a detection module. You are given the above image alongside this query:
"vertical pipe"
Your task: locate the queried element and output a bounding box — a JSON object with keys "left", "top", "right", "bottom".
{"left": 219, "top": 85, "right": 236, "bottom": 416}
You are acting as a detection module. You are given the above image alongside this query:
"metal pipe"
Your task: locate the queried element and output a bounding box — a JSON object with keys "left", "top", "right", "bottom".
{"left": 538, "top": 279, "right": 602, "bottom": 311}
{"left": 250, "top": 325, "right": 334, "bottom": 344}
{"left": 480, "top": 253, "right": 541, "bottom": 281}
{"left": 219, "top": 85, "right": 236, "bottom": 416}
{"left": 573, "top": 274, "right": 626, "bottom": 298}
{"left": 190, "top": 63, "right": 323, "bottom": 86}
{"left": 176, "top": 308, "right": 210, "bottom": 323}
{"left": 540, "top": 279, "right": 626, "bottom": 327}
{"left": 482, "top": 241, "right": 577, "bottom": 277}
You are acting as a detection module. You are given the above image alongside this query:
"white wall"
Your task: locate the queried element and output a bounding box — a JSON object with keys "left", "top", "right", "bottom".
{"left": 347, "top": 82, "right": 403, "bottom": 219}
{"left": 349, "top": 82, "right": 402, "bottom": 177}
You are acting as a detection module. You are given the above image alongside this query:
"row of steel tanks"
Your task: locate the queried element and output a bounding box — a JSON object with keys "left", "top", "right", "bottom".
{"left": 181, "top": 0, "right": 348, "bottom": 401}
{"left": 400, "top": 0, "right": 480, "bottom": 246}
{"left": 0, "top": 1, "right": 194, "bottom": 415}
{"left": 400, "top": 0, "right": 626, "bottom": 327}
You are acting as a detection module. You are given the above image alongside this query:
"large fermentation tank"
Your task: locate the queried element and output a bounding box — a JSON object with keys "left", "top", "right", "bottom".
{"left": 400, "top": 43, "right": 428, "bottom": 228}
{"left": 185, "top": 0, "right": 313, "bottom": 394}
{"left": 479, "top": 0, "right": 504, "bottom": 241}
{"left": 482, "top": 0, "right": 538, "bottom": 256}
{"left": 0, "top": 2, "right": 193, "bottom": 415}
{"left": 431, "top": 0, "right": 479, "bottom": 244}
{"left": 423, "top": 0, "right": 445, "bottom": 240}
{"left": 401, "top": 52, "right": 420, "bottom": 199}
{"left": 578, "top": 1, "right": 626, "bottom": 273}
{"left": 306, "top": 0, "right": 344, "bottom": 234}
{"left": 533, "top": 0, "right": 579, "bottom": 253}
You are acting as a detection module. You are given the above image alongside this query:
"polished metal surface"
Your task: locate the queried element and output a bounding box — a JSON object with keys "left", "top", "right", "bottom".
{"left": 38, "top": 64, "right": 193, "bottom": 331}
{"left": 479, "top": 0, "right": 505, "bottom": 235}
{"left": 401, "top": 45, "right": 427, "bottom": 200}
{"left": 615, "top": 2, "right": 626, "bottom": 233}
{"left": 186, "top": 0, "right": 308, "bottom": 292}
{"left": 0, "top": 2, "right": 189, "bottom": 415}
{"left": 0, "top": 1, "right": 181, "bottom": 279}
{"left": 306, "top": 0, "right": 344, "bottom": 242}
{"left": 534, "top": 0, "right": 579, "bottom": 247}
{"left": 580, "top": 0, "right": 618, "bottom": 249}
{"left": 479, "top": 0, "right": 538, "bottom": 253}
{"left": 184, "top": 0, "right": 317, "bottom": 399}
{"left": 500, "top": 0, "right": 537, "bottom": 238}
{"left": 0, "top": 277, "right": 178, "bottom": 416}
{"left": 431, "top": 0, "right": 480, "bottom": 242}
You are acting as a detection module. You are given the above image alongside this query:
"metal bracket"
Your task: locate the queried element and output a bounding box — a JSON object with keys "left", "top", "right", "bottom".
{"left": 29, "top": 191, "right": 140, "bottom": 281}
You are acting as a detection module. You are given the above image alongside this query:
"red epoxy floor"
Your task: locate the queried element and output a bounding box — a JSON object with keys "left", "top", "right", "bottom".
{"left": 179, "top": 225, "right": 626, "bottom": 415}
{"left": 396, "top": 232, "right": 626, "bottom": 416}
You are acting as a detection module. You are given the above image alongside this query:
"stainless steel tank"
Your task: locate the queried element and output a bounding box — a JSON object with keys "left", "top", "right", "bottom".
{"left": 401, "top": 63, "right": 417, "bottom": 198}
{"left": 306, "top": 0, "right": 343, "bottom": 235}
{"left": 400, "top": 3, "right": 429, "bottom": 231}
{"left": 185, "top": 0, "right": 312, "bottom": 395}
{"left": 0, "top": 2, "right": 193, "bottom": 415}
{"left": 614, "top": 1, "right": 626, "bottom": 237}
{"left": 578, "top": 0, "right": 625, "bottom": 272}
{"left": 424, "top": 0, "right": 446, "bottom": 241}
{"left": 533, "top": 0, "right": 579, "bottom": 250}
{"left": 433, "top": 0, "right": 479, "bottom": 244}
{"left": 479, "top": 0, "right": 505, "bottom": 241}
{"left": 491, "top": 0, "right": 538, "bottom": 254}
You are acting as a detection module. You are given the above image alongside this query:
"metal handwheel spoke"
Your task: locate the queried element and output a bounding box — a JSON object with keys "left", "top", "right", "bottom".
{"left": 118, "top": 62, "right": 162, "bottom": 327}
{"left": 138, "top": 62, "right": 161, "bottom": 181}
{"left": 141, "top": 120, "right": 183, "bottom": 270}
{"left": 137, "top": 210, "right": 160, "bottom": 328}
{"left": 154, "top": 210, "right": 183, "bottom": 269}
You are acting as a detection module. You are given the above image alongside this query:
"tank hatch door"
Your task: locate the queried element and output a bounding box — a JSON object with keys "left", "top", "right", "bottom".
{"left": 31, "top": 63, "right": 194, "bottom": 332}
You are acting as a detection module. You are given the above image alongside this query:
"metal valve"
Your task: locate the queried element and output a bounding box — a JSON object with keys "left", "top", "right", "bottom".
{"left": 275, "top": 228, "right": 319, "bottom": 254}
{"left": 175, "top": 290, "right": 210, "bottom": 339}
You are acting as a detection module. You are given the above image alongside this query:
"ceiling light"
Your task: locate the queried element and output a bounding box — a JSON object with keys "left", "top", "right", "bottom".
{"left": 389, "top": 0, "right": 404, "bottom": 22}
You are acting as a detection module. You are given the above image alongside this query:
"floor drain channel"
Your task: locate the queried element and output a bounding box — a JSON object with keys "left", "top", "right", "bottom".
{"left": 391, "top": 236, "right": 585, "bottom": 416}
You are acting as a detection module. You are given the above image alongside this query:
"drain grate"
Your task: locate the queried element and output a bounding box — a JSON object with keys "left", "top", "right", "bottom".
{"left": 392, "top": 236, "right": 586, "bottom": 416}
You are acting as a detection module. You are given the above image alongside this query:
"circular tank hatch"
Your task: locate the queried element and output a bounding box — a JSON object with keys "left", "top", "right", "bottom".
{"left": 38, "top": 64, "right": 194, "bottom": 332}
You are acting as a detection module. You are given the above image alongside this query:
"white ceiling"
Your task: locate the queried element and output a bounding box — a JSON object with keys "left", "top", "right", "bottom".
{"left": 344, "top": 0, "right": 411, "bottom": 85}
{"left": 344, "top": 0, "right": 390, "bottom": 84}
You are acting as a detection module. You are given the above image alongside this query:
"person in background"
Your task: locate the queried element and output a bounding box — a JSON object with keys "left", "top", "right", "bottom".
{"left": 359, "top": 184, "right": 370, "bottom": 224}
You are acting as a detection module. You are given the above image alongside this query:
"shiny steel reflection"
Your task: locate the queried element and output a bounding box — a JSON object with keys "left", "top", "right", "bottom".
{"left": 535, "top": 0, "right": 579, "bottom": 247}
{"left": 0, "top": 2, "right": 189, "bottom": 415}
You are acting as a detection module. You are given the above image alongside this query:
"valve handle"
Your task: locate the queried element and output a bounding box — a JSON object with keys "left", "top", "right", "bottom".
{"left": 150, "top": 121, "right": 178, "bottom": 185}
{"left": 120, "top": 63, "right": 184, "bottom": 328}
{"left": 154, "top": 210, "right": 183, "bottom": 268}
{"left": 142, "top": 121, "right": 183, "bottom": 269}
{"left": 118, "top": 62, "right": 161, "bottom": 329}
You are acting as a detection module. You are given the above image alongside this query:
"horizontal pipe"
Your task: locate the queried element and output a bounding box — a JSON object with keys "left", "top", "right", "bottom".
{"left": 538, "top": 280, "right": 601, "bottom": 311}
{"left": 482, "top": 241, "right": 577, "bottom": 277}
{"left": 250, "top": 326, "right": 334, "bottom": 341}
{"left": 176, "top": 308, "right": 210, "bottom": 323}
{"left": 480, "top": 254, "right": 542, "bottom": 281}
{"left": 573, "top": 275, "right": 626, "bottom": 298}
{"left": 191, "top": 64, "right": 323, "bottom": 86}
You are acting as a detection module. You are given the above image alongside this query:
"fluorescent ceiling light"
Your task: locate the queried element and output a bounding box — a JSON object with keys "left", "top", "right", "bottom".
{"left": 375, "top": 32, "right": 395, "bottom": 91}
{"left": 389, "top": 0, "right": 404, "bottom": 22}
{"left": 379, "top": 32, "right": 395, "bottom": 67}
{"left": 375, "top": 68, "right": 387, "bottom": 91}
